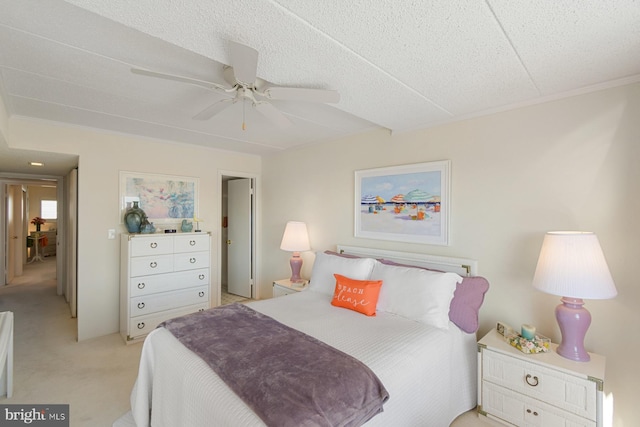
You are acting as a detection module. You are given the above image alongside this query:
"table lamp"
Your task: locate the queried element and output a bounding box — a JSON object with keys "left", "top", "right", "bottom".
{"left": 532, "top": 231, "right": 617, "bottom": 361}
{"left": 280, "top": 221, "right": 310, "bottom": 283}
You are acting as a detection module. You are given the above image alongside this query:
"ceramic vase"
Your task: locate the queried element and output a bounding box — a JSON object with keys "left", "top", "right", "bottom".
{"left": 124, "top": 201, "right": 146, "bottom": 233}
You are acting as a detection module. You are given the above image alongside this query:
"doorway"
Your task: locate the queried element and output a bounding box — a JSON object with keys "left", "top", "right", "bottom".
{"left": 220, "top": 173, "right": 257, "bottom": 306}
{"left": 1, "top": 175, "right": 73, "bottom": 318}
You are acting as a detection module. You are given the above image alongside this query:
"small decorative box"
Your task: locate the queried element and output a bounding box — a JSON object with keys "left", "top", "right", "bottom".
{"left": 496, "top": 322, "right": 550, "bottom": 354}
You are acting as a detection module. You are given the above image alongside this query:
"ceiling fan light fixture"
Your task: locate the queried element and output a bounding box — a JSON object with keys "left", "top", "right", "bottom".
{"left": 132, "top": 40, "right": 339, "bottom": 129}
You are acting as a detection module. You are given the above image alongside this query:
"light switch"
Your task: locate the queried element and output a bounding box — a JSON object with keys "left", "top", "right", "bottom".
{"left": 108, "top": 229, "right": 116, "bottom": 240}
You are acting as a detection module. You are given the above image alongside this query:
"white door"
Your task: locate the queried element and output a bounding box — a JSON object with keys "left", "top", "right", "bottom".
{"left": 226, "top": 178, "right": 252, "bottom": 298}
{"left": 66, "top": 169, "right": 78, "bottom": 317}
{"left": 6, "top": 185, "right": 22, "bottom": 284}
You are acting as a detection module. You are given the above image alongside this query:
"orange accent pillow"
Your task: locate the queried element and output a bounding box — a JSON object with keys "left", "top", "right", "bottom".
{"left": 331, "top": 274, "right": 383, "bottom": 316}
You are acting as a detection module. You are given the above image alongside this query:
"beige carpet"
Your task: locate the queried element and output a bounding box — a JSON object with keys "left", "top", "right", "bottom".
{"left": 0, "top": 257, "right": 499, "bottom": 427}
{"left": 0, "top": 257, "right": 142, "bottom": 427}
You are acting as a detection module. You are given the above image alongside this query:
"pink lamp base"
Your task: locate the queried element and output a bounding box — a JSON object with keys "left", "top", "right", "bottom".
{"left": 289, "top": 252, "right": 304, "bottom": 283}
{"left": 555, "top": 297, "right": 591, "bottom": 362}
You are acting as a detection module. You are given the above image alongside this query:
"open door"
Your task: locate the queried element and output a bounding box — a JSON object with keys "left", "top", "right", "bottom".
{"left": 66, "top": 169, "right": 78, "bottom": 317}
{"left": 226, "top": 178, "right": 253, "bottom": 298}
{"left": 5, "top": 185, "right": 24, "bottom": 284}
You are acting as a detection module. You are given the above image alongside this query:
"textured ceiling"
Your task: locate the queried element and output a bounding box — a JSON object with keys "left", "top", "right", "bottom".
{"left": 1, "top": 0, "right": 639, "bottom": 175}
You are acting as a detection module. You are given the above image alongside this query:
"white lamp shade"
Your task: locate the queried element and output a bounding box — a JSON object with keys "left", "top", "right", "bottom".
{"left": 532, "top": 231, "right": 617, "bottom": 299}
{"left": 280, "top": 221, "right": 310, "bottom": 252}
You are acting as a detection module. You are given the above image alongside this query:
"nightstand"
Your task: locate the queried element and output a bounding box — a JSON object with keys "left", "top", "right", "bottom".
{"left": 477, "top": 329, "right": 605, "bottom": 427}
{"left": 272, "top": 279, "right": 309, "bottom": 298}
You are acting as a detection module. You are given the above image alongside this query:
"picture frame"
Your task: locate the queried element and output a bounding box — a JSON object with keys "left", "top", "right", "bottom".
{"left": 354, "top": 160, "right": 450, "bottom": 245}
{"left": 119, "top": 171, "right": 198, "bottom": 224}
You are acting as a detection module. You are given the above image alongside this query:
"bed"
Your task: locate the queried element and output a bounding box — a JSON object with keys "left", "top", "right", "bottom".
{"left": 114, "top": 245, "right": 489, "bottom": 427}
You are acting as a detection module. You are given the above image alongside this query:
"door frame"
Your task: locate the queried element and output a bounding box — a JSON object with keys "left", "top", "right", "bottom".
{"left": 1, "top": 173, "right": 65, "bottom": 296}
{"left": 218, "top": 170, "right": 259, "bottom": 305}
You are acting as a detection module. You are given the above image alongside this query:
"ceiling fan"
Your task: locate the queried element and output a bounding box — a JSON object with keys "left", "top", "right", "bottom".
{"left": 131, "top": 40, "right": 340, "bottom": 129}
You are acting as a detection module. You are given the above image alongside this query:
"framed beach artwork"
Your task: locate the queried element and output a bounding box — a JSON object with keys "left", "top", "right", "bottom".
{"left": 119, "top": 171, "right": 198, "bottom": 224}
{"left": 354, "top": 160, "right": 451, "bottom": 245}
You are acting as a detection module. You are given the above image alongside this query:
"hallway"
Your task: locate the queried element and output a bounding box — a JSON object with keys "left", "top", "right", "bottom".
{"left": 0, "top": 256, "right": 142, "bottom": 426}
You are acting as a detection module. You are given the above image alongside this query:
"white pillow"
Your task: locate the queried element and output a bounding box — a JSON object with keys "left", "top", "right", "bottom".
{"left": 309, "top": 252, "right": 376, "bottom": 296}
{"left": 371, "top": 261, "right": 462, "bottom": 329}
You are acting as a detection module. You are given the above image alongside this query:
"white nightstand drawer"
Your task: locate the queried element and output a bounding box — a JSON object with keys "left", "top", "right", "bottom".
{"left": 174, "top": 234, "right": 210, "bottom": 253}
{"left": 482, "top": 381, "right": 595, "bottom": 427}
{"left": 483, "top": 349, "right": 597, "bottom": 420}
{"left": 131, "top": 236, "right": 174, "bottom": 256}
{"left": 272, "top": 279, "right": 308, "bottom": 298}
{"left": 130, "top": 269, "right": 209, "bottom": 297}
{"left": 131, "top": 285, "right": 209, "bottom": 317}
{"left": 130, "top": 254, "right": 174, "bottom": 277}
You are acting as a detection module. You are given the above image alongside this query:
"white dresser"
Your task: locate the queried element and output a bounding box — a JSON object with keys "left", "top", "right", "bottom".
{"left": 478, "top": 329, "right": 605, "bottom": 427}
{"left": 120, "top": 232, "right": 212, "bottom": 343}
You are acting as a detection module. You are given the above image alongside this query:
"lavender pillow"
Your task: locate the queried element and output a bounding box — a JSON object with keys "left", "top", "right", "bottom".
{"left": 378, "top": 259, "right": 489, "bottom": 333}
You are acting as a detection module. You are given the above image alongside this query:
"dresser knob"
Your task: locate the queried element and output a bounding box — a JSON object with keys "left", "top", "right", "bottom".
{"left": 190, "top": 257, "right": 196, "bottom": 263}
{"left": 150, "top": 242, "right": 157, "bottom": 248}
{"left": 150, "top": 261, "right": 157, "bottom": 268}
{"left": 137, "top": 283, "right": 145, "bottom": 289}
{"left": 137, "top": 322, "right": 145, "bottom": 329}
{"left": 525, "top": 374, "right": 539, "bottom": 387}
{"left": 526, "top": 409, "right": 539, "bottom": 416}
{"left": 190, "top": 240, "right": 196, "bottom": 246}
{"left": 137, "top": 302, "right": 145, "bottom": 309}
{"left": 198, "top": 291, "right": 205, "bottom": 297}
{"left": 199, "top": 274, "right": 205, "bottom": 280}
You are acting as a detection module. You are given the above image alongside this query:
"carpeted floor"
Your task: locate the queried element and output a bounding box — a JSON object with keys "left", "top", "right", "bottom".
{"left": 0, "top": 257, "right": 142, "bottom": 427}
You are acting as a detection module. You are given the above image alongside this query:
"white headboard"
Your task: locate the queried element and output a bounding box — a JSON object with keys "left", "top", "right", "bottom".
{"left": 336, "top": 245, "right": 478, "bottom": 277}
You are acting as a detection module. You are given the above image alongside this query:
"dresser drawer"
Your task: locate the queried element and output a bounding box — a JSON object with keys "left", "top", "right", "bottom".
{"left": 131, "top": 236, "right": 174, "bottom": 256}
{"left": 482, "top": 381, "right": 595, "bottom": 427}
{"left": 131, "top": 285, "right": 209, "bottom": 317}
{"left": 482, "top": 349, "right": 597, "bottom": 420}
{"left": 174, "top": 234, "right": 210, "bottom": 253}
{"left": 130, "top": 254, "right": 174, "bottom": 277}
{"left": 174, "top": 251, "right": 210, "bottom": 271}
{"left": 130, "top": 268, "right": 209, "bottom": 297}
{"left": 127, "top": 303, "right": 209, "bottom": 340}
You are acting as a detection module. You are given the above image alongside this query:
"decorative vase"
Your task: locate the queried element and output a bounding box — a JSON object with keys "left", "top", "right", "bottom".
{"left": 36, "top": 224, "right": 41, "bottom": 232}
{"left": 124, "top": 201, "right": 146, "bottom": 233}
{"left": 140, "top": 220, "right": 156, "bottom": 234}
{"left": 181, "top": 219, "right": 193, "bottom": 232}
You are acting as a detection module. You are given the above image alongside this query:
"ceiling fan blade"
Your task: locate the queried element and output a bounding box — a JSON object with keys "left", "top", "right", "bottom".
{"left": 253, "top": 102, "right": 292, "bottom": 128}
{"left": 193, "top": 99, "right": 235, "bottom": 120}
{"left": 131, "top": 67, "right": 229, "bottom": 91}
{"left": 229, "top": 41, "right": 258, "bottom": 86}
{"left": 263, "top": 86, "right": 340, "bottom": 104}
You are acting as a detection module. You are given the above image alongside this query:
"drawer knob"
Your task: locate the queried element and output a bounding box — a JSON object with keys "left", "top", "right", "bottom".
{"left": 199, "top": 274, "right": 205, "bottom": 280}
{"left": 526, "top": 409, "right": 539, "bottom": 416}
{"left": 190, "top": 257, "right": 196, "bottom": 263}
{"left": 525, "top": 374, "right": 539, "bottom": 387}
{"left": 150, "top": 242, "right": 157, "bottom": 248}
{"left": 137, "top": 322, "right": 145, "bottom": 329}
{"left": 150, "top": 261, "right": 157, "bottom": 268}
{"left": 137, "top": 302, "right": 146, "bottom": 309}
{"left": 199, "top": 291, "right": 205, "bottom": 297}
{"left": 137, "top": 282, "right": 145, "bottom": 289}
{"left": 190, "top": 240, "right": 196, "bottom": 246}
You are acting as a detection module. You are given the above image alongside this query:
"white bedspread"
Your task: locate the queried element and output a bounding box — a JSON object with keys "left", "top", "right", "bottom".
{"left": 126, "top": 291, "right": 477, "bottom": 426}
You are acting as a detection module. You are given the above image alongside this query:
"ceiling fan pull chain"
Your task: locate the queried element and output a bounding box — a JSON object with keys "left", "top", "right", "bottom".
{"left": 242, "top": 98, "right": 246, "bottom": 130}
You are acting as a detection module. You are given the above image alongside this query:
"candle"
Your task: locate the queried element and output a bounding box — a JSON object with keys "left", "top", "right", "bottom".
{"left": 521, "top": 324, "right": 536, "bottom": 340}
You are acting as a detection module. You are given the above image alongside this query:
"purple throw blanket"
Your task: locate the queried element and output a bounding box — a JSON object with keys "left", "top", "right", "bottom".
{"left": 160, "top": 303, "right": 389, "bottom": 427}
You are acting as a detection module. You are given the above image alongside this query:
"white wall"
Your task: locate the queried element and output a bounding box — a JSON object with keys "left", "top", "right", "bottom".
{"left": 261, "top": 83, "right": 640, "bottom": 426}
{"left": 7, "top": 119, "right": 261, "bottom": 340}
